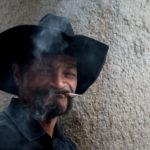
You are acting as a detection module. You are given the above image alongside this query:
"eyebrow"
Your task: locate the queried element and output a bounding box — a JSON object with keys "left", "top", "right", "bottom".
{"left": 37, "top": 63, "right": 76, "bottom": 67}
{"left": 35, "top": 60, "right": 77, "bottom": 68}
{"left": 65, "top": 64, "right": 77, "bottom": 69}
{"left": 36, "top": 62, "right": 53, "bottom": 67}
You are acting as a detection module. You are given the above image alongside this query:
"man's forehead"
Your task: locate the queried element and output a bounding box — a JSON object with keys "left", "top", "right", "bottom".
{"left": 34, "top": 54, "right": 77, "bottom": 66}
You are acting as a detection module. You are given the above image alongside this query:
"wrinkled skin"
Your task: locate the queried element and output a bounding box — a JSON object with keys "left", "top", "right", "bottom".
{"left": 13, "top": 54, "right": 77, "bottom": 122}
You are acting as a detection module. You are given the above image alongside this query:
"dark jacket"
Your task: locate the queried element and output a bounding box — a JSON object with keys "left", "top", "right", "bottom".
{"left": 0, "top": 98, "right": 77, "bottom": 150}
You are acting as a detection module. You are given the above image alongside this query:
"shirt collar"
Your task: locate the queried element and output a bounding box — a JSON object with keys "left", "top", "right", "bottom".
{"left": 4, "top": 98, "right": 46, "bottom": 142}
{"left": 53, "top": 123, "right": 66, "bottom": 142}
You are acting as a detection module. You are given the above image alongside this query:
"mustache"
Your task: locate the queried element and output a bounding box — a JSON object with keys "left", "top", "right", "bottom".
{"left": 22, "top": 87, "right": 73, "bottom": 122}
{"left": 32, "top": 87, "right": 72, "bottom": 97}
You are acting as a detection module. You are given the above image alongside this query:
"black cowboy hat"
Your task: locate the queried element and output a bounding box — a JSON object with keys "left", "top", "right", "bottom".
{"left": 0, "top": 13, "right": 109, "bottom": 95}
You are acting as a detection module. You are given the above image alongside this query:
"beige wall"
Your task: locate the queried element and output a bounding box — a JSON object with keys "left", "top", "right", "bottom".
{"left": 0, "top": 0, "right": 150, "bottom": 149}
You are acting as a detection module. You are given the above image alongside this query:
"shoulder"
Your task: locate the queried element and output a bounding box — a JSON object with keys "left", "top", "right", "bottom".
{"left": 0, "top": 111, "right": 22, "bottom": 139}
{"left": 0, "top": 112, "right": 26, "bottom": 149}
{"left": 0, "top": 111, "right": 17, "bottom": 134}
{"left": 0, "top": 111, "right": 9, "bottom": 125}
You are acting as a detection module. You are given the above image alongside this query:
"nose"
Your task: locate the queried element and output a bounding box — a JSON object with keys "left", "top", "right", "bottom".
{"left": 50, "top": 72, "right": 66, "bottom": 89}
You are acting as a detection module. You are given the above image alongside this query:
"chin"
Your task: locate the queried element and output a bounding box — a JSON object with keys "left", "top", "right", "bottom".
{"left": 27, "top": 95, "right": 73, "bottom": 121}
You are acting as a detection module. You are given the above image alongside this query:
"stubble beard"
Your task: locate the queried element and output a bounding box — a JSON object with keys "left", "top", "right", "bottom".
{"left": 21, "top": 88, "right": 73, "bottom": 123}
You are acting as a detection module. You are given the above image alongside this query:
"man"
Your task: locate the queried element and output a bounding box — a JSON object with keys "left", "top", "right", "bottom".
{"left": 0, "top": 14, "right": 109, "bottom": 150}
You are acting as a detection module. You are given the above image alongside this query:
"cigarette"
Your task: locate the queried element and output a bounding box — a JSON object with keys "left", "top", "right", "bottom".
{"left": 65, "top": 93, "right": 82, "bottom": 99}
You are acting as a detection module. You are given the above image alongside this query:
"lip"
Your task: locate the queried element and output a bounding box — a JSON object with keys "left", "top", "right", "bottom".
{"left": 44, "top": 93, "right": 66, "bottom": 106}
{"left": 54, "top": 93, "right": 66, "bottom": 98}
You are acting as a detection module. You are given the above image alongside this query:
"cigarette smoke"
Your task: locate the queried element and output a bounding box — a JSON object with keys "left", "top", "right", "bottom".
{"left": 23, "top": 87, "right": 73, "bottom": 122}
{"left": 31, "top": 28, "right": 69, "bottom": 60}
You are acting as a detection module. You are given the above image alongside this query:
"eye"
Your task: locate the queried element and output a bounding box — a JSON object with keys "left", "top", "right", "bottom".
{"left": 64, "top": 72, "right": 77, "bottom": 78}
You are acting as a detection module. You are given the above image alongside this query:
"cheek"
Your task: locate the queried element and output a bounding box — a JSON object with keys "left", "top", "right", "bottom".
{"left": 19, "top": 76, "right": 51, "bottom": 101}
{"left": 70, "top": 80, "right": 77, "bottom": 92}
{"left": 22, "top": 74, "right": 50, "bottom": 89}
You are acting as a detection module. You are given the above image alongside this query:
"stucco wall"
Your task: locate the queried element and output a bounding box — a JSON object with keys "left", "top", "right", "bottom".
{"left": 0, "top": 0, "right": 150, "bottom": 149}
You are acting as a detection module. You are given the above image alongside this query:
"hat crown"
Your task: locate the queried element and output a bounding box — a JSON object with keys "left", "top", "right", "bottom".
{"left": 39, "top": 13, "right": 74, "bottom": 37}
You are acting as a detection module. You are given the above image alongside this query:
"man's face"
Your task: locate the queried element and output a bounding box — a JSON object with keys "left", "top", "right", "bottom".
{"left": 13, "top": 54, "right": 77, "bottom": 122}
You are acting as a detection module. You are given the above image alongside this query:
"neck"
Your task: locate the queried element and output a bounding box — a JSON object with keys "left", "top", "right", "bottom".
{"left": 39, "top": 117, "right": 57, "bottom": 137}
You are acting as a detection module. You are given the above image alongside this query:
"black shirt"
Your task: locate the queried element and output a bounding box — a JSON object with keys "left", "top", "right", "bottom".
{"left": 0, "top": 98, "right": 77, "bottom": 150}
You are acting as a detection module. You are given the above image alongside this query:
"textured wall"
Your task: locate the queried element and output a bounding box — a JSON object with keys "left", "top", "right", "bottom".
{"left": 0, "top": 0, "right": 150, "bottom": 150}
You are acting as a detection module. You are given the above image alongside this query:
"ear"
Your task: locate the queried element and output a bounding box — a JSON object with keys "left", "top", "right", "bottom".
{"left": 12, "top": 64, "right": 22, "bottom": 87}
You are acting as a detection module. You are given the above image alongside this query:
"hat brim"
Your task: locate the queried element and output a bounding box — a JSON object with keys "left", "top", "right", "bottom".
{"left": 66, "top": 35, "right": 109, "bottom": 94}
{"left": 0, "top": 25, "right": 108, "bottom": 95}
